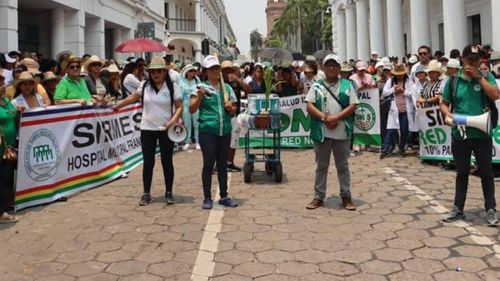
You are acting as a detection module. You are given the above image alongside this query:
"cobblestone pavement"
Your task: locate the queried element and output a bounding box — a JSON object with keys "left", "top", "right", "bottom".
{"left": 1, "top": 149, "right": 499, "bottom": 281}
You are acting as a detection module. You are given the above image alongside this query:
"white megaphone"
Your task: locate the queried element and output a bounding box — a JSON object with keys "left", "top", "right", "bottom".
{"left": 446, "top": 111, "right": 491, "bottom": 134}
{"left": 159, "top": 124, "right": 187, "bottom": 143}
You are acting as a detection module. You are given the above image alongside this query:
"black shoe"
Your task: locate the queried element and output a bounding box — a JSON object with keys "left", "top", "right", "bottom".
{"left": 165, "top": 192, "right": 175, "bottom": 205}
{"left": 202, "top": 198, "right": 213, "bottom": 210}
{"left": 227, "top": 162, "right": 242, "bottom": 172}
{"left": 399, "top": 151, "right": 406, "bottom": 158}
{"left": 443, "top": 206, "right": 465, "bottom": 222}
{"left": 380, "top": 152, "right": 388, "bottom": 159}
{"left": 139, "top": 193, "right": 152, "bottom": 206}
{"left": 219, "top": 197, "right": 238, "bottom": 207}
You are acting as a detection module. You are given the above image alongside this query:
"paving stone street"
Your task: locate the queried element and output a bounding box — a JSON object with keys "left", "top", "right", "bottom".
{"left": 0, "top": 149, "right": 499, "bottom": 281}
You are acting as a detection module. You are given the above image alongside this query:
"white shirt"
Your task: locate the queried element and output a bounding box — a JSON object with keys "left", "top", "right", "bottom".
{"left": 3, "top": 69, "right": 13, "bottom": 86}
{"left": 123, "top": 74, "right": 141, "bottom": 94}
{"left": 137, "top": 81, "right": 182, "bottom": 131}
{"left": 169, "top": 69, "right": 180, "bottom": 84}
{"left": 12, "top": 93, "right": 45, "bottom": 109}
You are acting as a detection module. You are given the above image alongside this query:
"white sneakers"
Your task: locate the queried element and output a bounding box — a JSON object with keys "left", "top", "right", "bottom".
{"left": 182, "top": 143, "right": 190, "bottom": 151}
{"left": 196, "top": 143, "right": 201, "bottom": 150}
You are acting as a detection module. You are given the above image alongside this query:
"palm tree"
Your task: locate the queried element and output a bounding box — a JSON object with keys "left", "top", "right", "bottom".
{"left": 250, "top": 29, "right": 264, "bottom": 61}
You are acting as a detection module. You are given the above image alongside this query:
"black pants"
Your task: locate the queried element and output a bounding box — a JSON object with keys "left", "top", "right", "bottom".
{"left": 141, "top": 130, "right": 174, "bottom": 195}
{"left": 452, "top": 138, "right": 496, "bottom": 211}
{"left": 0, "top": 158, "right": 6, "bottom": 214}
{"left": 0, "top": 158, "right": 15, "bottom": 214}
{"left": 199, "top": 133, "right": 231, "bottom": 199}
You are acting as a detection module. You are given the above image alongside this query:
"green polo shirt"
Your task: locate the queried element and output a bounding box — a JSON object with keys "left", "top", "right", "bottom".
{"left": 54, "top": 76, "right": 92, "bottom": 102}
{"left": 0, "top": 97, "right": 17, "bottom": 156}
{"left": 442, "top": 69, "right": 497, "bottom": 139}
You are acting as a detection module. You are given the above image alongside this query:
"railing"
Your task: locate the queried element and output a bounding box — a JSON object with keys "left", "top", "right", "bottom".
{"left": 166, "top": 18, "right": 196, "bottom": 32}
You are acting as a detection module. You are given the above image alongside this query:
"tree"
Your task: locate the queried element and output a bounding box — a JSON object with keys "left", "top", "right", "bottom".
{"left": 250, "top": 29, "right": 264, "bottom": 61}
{"left": 270, "top": 0, "right": 333, "bottom": 54}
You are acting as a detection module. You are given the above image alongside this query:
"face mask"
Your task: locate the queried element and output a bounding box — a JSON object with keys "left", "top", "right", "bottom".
{"left": 481, "top": 70, "right": 489, "bottom": 77}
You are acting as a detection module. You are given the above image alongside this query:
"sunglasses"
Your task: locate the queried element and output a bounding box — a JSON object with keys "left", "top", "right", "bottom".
{"left": 419, "top": 52, "right": 428, "bottom": 56}
{"left": 68, "top": 64, "right": 80, "bottom": 70}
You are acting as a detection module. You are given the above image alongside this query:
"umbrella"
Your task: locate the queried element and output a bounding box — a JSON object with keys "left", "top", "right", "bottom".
{"left": 313, "top": 49, "right": 334, "bottom": 63}
{"left": 292, "top": 52, "right": 305, "bottom": 61}
{"left": 114, "top": 38, "right": 166, "bottom": 53}
{"left": 258, "top": 48, "right": 294, "bottom": 66}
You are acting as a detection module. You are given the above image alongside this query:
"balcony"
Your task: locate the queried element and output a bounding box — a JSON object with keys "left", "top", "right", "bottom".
{"left": 166, "top": 18, "right": 196, "bottom": 32}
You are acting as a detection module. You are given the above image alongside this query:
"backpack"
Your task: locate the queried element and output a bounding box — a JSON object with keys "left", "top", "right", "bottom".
{"left": 141, "top": 80, "right": 175, "bottom": 113}
{"left": 448, "top": 75, "right": 498, "bottom": 129}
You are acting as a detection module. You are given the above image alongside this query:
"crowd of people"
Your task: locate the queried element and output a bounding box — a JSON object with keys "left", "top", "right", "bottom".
{"left": 0, "top": 42, "right": 499, "bottom": 226}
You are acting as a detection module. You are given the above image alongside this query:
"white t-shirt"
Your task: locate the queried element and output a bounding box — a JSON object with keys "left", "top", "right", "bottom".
{"left": 123, "top": 74, "right": 141, "bottom": 95}
{"left": 137, "top": 81, "right": 182, "bottom": 131}
{"left": 12, "top": 93, "right": 45, "bottom": 109}
{"left": 169, "top": 69, "right": 180, "bottom": 84}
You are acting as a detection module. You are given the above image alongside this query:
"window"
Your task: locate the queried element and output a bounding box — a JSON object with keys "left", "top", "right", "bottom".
{"left": 468, "top": 14, "right": 481, "bottom": 44}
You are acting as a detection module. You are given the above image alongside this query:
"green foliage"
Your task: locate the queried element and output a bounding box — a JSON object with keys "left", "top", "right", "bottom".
{"left": 250, "top": 29, "right": 264, "bottom": 61}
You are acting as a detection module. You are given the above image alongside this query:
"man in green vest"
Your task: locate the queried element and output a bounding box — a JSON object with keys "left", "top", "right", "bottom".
{"left": 305, "top": 54, "right": 359, "bottom": 210}
{"left": 441, "top": 44, "right": 499, "bottom": 226}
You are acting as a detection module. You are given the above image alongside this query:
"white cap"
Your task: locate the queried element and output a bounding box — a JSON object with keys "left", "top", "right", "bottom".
{"left": 375, "top": 61, "right": 385, "bottom": 69}
{"left": 447, "top": 58, "right": 460, "bottom": 69}
{"left": 4, "top": 54, "right": 16, "bottom": 64}
{"left": 371, "top": 51, "right": 379, "bottom": 56}
{"left": 203, "top": 55, "right": 220, "bottom": 69}
{"left": 408, "top": 55, "right": 418, "bottom": 64}
{"left": 323, "top": 54, "right": 341, "bottom": 65}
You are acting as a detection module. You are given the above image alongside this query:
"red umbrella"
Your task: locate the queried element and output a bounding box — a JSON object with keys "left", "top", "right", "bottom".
{"left": 114, "top": 38, "right": 167, "bottom": 53}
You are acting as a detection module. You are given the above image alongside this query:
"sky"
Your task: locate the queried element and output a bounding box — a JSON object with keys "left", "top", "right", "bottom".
{"left": 224, "top": 0, "right": 268, "bottom": 58}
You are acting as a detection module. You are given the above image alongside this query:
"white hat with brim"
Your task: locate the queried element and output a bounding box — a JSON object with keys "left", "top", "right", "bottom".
{"left": 104, "top": 64, "right": 120, "bottom": 74}
{"left": 203, "top": 55, "right": 220, "bottom": 69}
{"left": 375, "top": 61, "right": 385, "bottom": 69}
{"left": 323, "top": 54, "right": 340, "bottom": 65}
{"left": 426, "top": 60, "right": 444, "bottom": 74}
{"left": 181, "top": 64, "right": 198, "bottom": 78}
{"left": 408, "top": 55, "right": 418, "bottom": 64}
{"left": 13, "top": 71, "right": 35, "bottom": 89}
{"left": 4, "top": 54, "right": 16, "bottom": 64}
{"left": 447, "top": 59, "right": 461, "bottom": 69}
{"left": 42, "top": 71, "right": 59, "bottom": 83}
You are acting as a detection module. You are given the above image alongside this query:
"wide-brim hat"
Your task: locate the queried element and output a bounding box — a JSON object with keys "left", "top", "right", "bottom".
{"left": 62, "top": 55, "right": 83, "bottom": 70}
{"left": 104, "top": 64, "right": 120, "bottom": 74}
{"left": 221, "top": 60, "right": 234, "bottom": 69}
{"left": 426, "top": 60, "right": 444, "bottom": 74}
{"left": 148, "top": 57, "right": 167, "bottom": 70}
{"left": 13, "top": 71, "right": 35, "bottom": 89}
{"left": 391, "top": 64, "right": 408, "bottom": 76}
{"left": 447, "top": 59, "right": 461, "bottom": 69}
{"left": 84, "top": 55, "right": 104, "bottom": 72}
{"left": 181, "top": 64, "right": 198, "bottom": 78}
{"left": 42, "top": 71, "right": 59, "bottom": 83}
{"left": 340, "top": 63, "right": 353, "bottom": 72}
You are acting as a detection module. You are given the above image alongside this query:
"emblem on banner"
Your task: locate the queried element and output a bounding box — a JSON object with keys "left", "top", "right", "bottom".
{"left": 354, "top": 103, "right": 376, "bottom": 131}
{"left": 24, "top": 129, "right": 61, "bottom": 181}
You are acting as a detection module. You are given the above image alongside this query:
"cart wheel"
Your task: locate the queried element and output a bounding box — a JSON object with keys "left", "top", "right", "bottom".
{"left": 244, "top": 162, "right": 252, "bottom": 183}
{"left": 265, "top": 162, "right": 274, "bottom": 175}
{"left": 274, "top": 162, "right": 283, "bottom": 183}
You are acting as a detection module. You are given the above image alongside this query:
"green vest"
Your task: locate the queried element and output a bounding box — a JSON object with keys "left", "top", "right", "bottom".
{"left": 198, "top": 82, "right": 233, "bottom": 136}
{"left": 310, "top": 79, "right": 354, "bottom": 142}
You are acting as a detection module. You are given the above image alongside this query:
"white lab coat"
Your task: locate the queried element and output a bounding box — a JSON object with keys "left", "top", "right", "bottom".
{"left": 382, "top": 78, "right": 415, "bottom": 130}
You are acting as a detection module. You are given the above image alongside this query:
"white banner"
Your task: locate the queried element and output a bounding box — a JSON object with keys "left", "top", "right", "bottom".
{"left": 354, "top": 88, "right": 381, "bottom": 145}
{"left": 15, "top": 104, "right": 144, "bottom": 210}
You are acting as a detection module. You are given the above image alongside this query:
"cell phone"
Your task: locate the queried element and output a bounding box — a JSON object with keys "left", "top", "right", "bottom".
{"left": 196, "top": 86, "right": 212, "bottom": 97}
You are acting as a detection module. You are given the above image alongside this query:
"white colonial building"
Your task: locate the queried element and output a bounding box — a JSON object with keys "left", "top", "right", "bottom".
{"left": 330, "top": 0, "right": 500, "bottom": 61}
{"left": 164, "top": 0, "right": 236, "bottom": 62}
{"left": 0, "top": 0, "right": 166, "bottom": 60}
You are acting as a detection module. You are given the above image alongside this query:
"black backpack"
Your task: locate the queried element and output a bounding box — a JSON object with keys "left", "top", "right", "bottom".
{"left": 448, "top": 75, "right": 498, "bottom": 129}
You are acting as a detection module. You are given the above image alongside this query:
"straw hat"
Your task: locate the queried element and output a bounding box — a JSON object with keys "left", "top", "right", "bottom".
{"left": 340, "top": 62, "right": 353, "bottom": 73}
{"left": 148, "top": 57, "right": 167, "bottom": 70}
{"left": 20, "top": 58, "right": 40, "bottom": 74}
{"left": 391, "top": 64, "right": 408, "bottom": 76}
{"left": 42, "top": 71, "right": 59, "bottom": 83}
{"left": 84, "top": 55, "right": 104, "bottom": 72}
{"left": 13, "top": 71, "right": 35, "bottom": 89}
{"left": 221, "top": 60, "right": 234, "bottom": 69}
{"left": 426, "top": 60, "right": 444, "bottom": 74}
{"left": 62, "top": 55, "right": 82, "bottom": 70}
{"left": 181, "top": 64, "right": 198, "bottom": 78}
{"left": 104, "top": 64, "right": 120, "bottom": 74}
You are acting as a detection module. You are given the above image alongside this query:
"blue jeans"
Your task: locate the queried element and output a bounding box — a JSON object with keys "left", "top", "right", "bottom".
{"left": 182, "top": 102, "right": 199, "bottom": 143}
{"left": 383, "top": 113, "right": 409, "bottom": 154}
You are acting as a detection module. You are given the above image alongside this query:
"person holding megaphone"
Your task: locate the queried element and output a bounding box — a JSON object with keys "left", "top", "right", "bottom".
{"left": 440, "top": 44, "right": 500, "bottom": 226}
{"left": 113, "top": 57, "right": 183, "bottom": 206}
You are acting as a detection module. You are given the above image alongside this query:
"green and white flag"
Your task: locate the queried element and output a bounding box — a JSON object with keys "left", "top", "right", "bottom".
{"left": 353, "top": 88, "right": 381, "bottom": 145}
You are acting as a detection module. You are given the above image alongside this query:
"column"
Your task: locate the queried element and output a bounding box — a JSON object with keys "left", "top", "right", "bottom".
{"left": 443, "top": 0, "right": 466, "bottom": 55}
{"left": 195, "top": 0, "right": 201, "bottom": 32}
{"left": 336, "top": 9, "right": 347, "bottom": 61}
{"left": 51, "top": 9, "right": 65, "bottom": 59}
{"left": 112, "top": 28, "right": 122, "bottom": 59}
{"left": 369, "top": 0, "right": 385, "bottom": 57}
{"left": 345, "top": 4, "right": 357, "bottom": 61}
{"left": 410, "top": 0, "right": 431, "bottom": 53}
{"left": 492, "top": 0, "right": 500, "bottom": 51}
{"left": 355, "top": 0, "right": 370, "bottom": 61}
{"left": 195, "top": 49, "right": 202, "bottom": 62}
{"left": 85, "top": 17, "right": 105, "bottom": 58}
{"left": 0, "top": 0, "right": 18, "bottom": 53}
{"left": 65, "top": 9, "right": 85, "bottom": 56}
{"left": 386, "top": 0, "right": 405, "bottom": 59}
